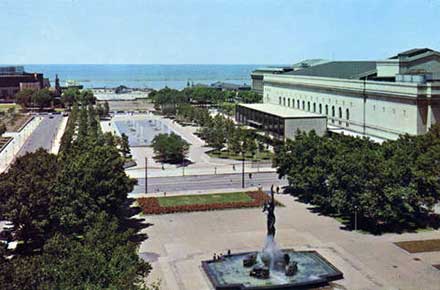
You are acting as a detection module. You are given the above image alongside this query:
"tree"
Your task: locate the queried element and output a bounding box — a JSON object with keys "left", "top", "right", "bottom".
{"left": 61, "top": 88, "right": 79, "bottom": 108}
{"left": 54, "top": 145, "right": 136, "bottom": 234}
{"left": 103, "top": 101, "right": 110, "bottom": 116}
{"left": 0, "top": 123, "right": 6, "bottom": 137}
{"left": 120, "top": 133, "right": 132, "bottom": 159}
{"left": 32, "top": 88, "right": 53, "bottom": 110}
{"left": 15, "top": 89, "right": 34, "bottom": 108}
{"left": 0, "top": 149, "right": 59, "bottom": 250}
{"left": 151, "top": 133, "right": 190, "bottom": 163}
{"left": 40, "top": 213, "right": 151, "bottom": 290}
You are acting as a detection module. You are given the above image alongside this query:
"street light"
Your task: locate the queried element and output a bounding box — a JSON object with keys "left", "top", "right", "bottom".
{"left": 241, "top": 151, "right": 245, "bottom": 188}
{"left": 145, "top": 157, "right": 148, "bottom": 194}
{"left": 354, "top": 205, "right": 358, "bottom": 231}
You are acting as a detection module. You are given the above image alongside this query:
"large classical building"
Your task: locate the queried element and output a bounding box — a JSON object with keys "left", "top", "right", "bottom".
{"left": 0, "top": 66, "right": 48, "bottom": 101}
{"left": 239, "top": 48, "right": 440, "bottom": 140}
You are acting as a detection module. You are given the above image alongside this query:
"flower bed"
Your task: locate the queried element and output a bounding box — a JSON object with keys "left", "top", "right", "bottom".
{"left": 137, "top": 191, "right": 280, "bottom": 215}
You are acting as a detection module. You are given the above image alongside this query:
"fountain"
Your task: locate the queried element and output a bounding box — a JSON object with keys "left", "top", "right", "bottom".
{"left": 202, "top": 190, "right": 343, "bottom": 289}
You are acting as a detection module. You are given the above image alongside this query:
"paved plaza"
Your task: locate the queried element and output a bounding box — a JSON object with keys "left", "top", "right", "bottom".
{"left": 138, "top": 192, "right": 440, "bottom": 290}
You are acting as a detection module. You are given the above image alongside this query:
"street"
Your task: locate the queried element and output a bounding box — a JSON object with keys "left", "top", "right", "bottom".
{"left": 17, "top": 115, "right": 63, "bottom": 157}
{"left": 131, "top": 172, "right": 288, "bottom": 195}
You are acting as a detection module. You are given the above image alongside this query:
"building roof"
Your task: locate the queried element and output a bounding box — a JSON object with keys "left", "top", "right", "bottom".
{"left": 389, "top": 48, "right": 434, "bottom": 59}
{"left": 210, "top": 81, "right": 250, "bottom": 90}
{"left": 238, "top": 103, "right": 325, "bottom": 119}
{"left": 284, "top": 61, "right": 377, "bottom": 79}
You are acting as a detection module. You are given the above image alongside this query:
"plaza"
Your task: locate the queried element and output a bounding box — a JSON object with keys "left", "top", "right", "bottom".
{"left": 138, "top": 191, "right": 440, "bottom": 290}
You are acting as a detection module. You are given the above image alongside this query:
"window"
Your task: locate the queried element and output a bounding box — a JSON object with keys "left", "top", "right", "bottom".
{"left": 346, "top": 108, "right": 350, "bottom": 127}
{"left": 313, "top": 103, "right": 316, "bottom": 112}
{"left": 373, "top": 105, "right": 376, "bottom": 111}
{"left": 382, "top": 107, "right": 385, "bottom": 112}
{"left": 279, "top": 97, "right": 281, "bottom": 105}
{"left": 297, "top": 100, "right": 300, "bottom": 108}
{"left": 288, "top": 98, "right": 290, "bottom": 107}
{"left": 283, "top": 97, "right": 286, "bottom": 106}
{"left": 307, "top": 102, "right": 310, "bottom": 111}
{"left": 403, "top": 110, "right": 407, "bottom": 117}
{"left": 302, "top": 101, "right": 305, "bottom": 110}
{"left": 392, "top": 108, "right": 396, "bottom": 114}
{"left": 338, "top": 107, "right": 342, "bottom": 125}
{"left": 292, "top": 99, "right": 295, "bottom": 108}
{"left": 331, "top": 106, "right": 335, "bottom": 123}
{"left": 319, "top": 104, "right": 322, "bottom": 114}
{"left": 325, "top": 105, "right": 328, "bottom": 115}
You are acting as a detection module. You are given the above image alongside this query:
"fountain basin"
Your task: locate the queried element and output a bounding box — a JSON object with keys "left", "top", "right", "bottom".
{"left": 202, "top": 250, "right": 343, "bottom": 289}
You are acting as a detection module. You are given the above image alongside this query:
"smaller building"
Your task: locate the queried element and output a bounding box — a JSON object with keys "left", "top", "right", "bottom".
{"left": 236, "top": 103, "right": 327, "bottom": 140}
{"left": 0, "top": 66, "right": 47, "bottom": 101}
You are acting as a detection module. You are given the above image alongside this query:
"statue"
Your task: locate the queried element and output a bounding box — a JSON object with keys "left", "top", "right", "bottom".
{"left": 262, "top": 191, "right": 276, "bottom": 238}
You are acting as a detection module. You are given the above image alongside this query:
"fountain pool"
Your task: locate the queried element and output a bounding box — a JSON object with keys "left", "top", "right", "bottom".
{"left": 113, "top": 118, "right": 176, "bottom": 146}
{"left": 202, "top": 250, "right": 343, "bottom": 289}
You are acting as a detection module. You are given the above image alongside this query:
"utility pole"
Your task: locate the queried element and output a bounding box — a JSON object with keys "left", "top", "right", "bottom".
{"left": 145, "top": 157, "right": 148, "bottom": 194}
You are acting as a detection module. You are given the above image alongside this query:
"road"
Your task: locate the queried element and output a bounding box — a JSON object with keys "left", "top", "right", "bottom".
{"left": 131, "top": 172, "right": 288, "bottom": 195}
{"left": 17, "top": 115, "right": 63, "bottom": 157}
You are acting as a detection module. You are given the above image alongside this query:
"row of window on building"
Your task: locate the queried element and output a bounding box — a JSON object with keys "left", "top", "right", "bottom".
{"left": 279, "top": 96, "right": 350, "bottom": 127}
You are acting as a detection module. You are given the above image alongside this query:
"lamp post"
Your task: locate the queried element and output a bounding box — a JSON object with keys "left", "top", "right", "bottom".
{"left": 145, "top": 157, "right": 148, "bottom": 194}
{"left": 241, "top": 152, "right": 245, "bottom": 188}
{"left": 354, "top": 205, "right": 358, "bottom": 231}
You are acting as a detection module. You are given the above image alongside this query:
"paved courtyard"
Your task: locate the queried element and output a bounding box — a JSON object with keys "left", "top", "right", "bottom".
{"left": 138, "top": 193, "right": 440, "bottom": 290}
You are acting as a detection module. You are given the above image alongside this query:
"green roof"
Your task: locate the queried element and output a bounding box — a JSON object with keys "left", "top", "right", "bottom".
{"left": 285, "top": 61, "right": 377, "bottom": 79}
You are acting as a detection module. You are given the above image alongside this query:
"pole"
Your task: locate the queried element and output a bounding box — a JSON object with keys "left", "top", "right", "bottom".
{"left": 145, "top": 157, "right": 148, "bottom": 194}
{"left": 354, "top": 206, "right": 358, "bottom": 231}
{"left": 242, "top": 155, "right": 245, "bottom": 188}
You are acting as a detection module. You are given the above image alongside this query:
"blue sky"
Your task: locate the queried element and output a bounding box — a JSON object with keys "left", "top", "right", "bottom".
{"left": 1, "top": 0, "right": 439, "bottom": 64}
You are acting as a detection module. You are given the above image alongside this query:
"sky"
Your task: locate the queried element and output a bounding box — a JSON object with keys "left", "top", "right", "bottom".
{"left": 0, "top": 0, "right": 439, "bottom": 64}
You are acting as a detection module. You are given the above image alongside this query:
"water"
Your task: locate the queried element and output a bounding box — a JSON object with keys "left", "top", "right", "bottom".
{"left": 17, "top": 64, "right": 274, "bottom": 90}
{"left": 203, "top": 250, "right": 343, "bottom": 288}
{"left": 113, "top": 117, "right": 176, "bottom": 146}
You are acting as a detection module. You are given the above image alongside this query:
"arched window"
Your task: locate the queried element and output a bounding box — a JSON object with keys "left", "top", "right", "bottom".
{"left": 292, "top": 99, "right": 295, "bottom": 108}
{"left": 338, "top": 107, "right": 342, "bottom": 125}
{"left": 297, "top": 100, "right": 300, "bottom": 108}
{"left": 319, "top": 104, "right": 322, "bottom": 114}
{"left": 302, "top": 101, "right": 305, "bottom": 110}
{"left": 288, "top": 98, "right": 290, "bottom": 107}
{"left": 283, "top": 97, "right": 286, "bottom": 106}
{"left": 325, "top": 105, "right": 328, "bottom": 115}
{"left": 279, "top": 97, "right": 281, "bottom": 105}
{"left": 313, "top": 103, "right": 316, "bottom": 112}
{"left": 331, "top": 106, "right": 335, "bottom": 123}
{"left": 307, "top": 102, "right": 310, "bottom": 111}
{"left": 346, "top": 108, "right": 350, "bottom": 127}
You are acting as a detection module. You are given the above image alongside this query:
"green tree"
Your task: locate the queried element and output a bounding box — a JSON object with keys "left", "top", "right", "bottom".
{"left": 32, "top": 88, "right": 53, "bottom": 110}
{"left": 14, "top": 89, "right": 34, "bottom": 108}
{"left": 0, "top": 123, "right": 6, "bottom": 137}
{"left": 103, "top": 101, "right": 110, "bottom": 116}
{"left": 120, "top": 133, "right": 132, "bottom": 159}
{"left": 0, "top": 149, "right": 59, "bottom": 250}
{"left": 151, "top": 133, "right": 190, "bottom": 163}
{"left": 61, "top": 88, "right": 80, "bottom": 108}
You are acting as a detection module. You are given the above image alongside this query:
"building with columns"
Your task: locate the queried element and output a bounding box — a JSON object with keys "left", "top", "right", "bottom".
{"left": 241, "top": 48, "right": 440, "bottom": 141}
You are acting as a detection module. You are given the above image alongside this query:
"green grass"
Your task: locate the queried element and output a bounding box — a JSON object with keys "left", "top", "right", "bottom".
{"left": 208, "top": 150, "right": 273, "bottom": 161}
{"left": 0, "top": 104, "right": 20, "bottom": 112}
{"left": 157, "top": 192, "right": 253, "bottom": 207}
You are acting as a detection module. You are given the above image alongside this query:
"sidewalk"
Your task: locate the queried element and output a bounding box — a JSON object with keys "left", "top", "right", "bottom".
{"left": 0, "top": 116, "right": 43, "bottom": 173}
{"left": 50, "top": 116, "right": 68, "bottom": 154}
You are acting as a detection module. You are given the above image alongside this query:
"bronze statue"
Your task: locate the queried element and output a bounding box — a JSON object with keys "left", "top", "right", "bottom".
{"left": 263, "top": 191, "right": 276, "bottom": 238}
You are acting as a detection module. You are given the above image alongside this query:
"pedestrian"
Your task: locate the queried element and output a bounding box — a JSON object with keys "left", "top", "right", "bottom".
{"left": 227, "top": 249, "right": 231, "bottom": 256}
{"left": 232, "top": 164, "right": 236, "bottom": 171}
{"left": 164, "top": 191, "right": 167, "bottom": 197}
{"left": 258, "top": 183, "right": 262, "bottom": 191}
{"left": 276, "top": 186, "right": 280, "bottom": 194}
{"left": 249, "top": 173, "right": 252, "bottom": 179}
{"left": 270, "top": 184, "right": 274, "bottom": 194}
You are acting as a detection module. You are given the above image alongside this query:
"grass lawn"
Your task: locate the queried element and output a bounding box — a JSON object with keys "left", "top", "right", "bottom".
{"left": 0, "top": 103, "right": 20, "bottom": 112}
{"left": 158, "top": 192, "right": 253, "bottom": 207}
{"left": 395, "top": 239, "right": 440, "bottom": 253}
